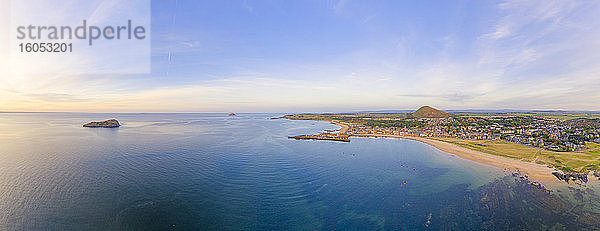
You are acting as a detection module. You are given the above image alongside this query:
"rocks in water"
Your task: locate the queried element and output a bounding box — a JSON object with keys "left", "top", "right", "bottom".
{"left": 529, "top": 181, "right": 550, "bottom": 194}
{"left": 83, "top": 119, "right": 120, "bottom": 128}
{"left": 552, "top": 172, "right": 562, "bottom": 182}
{"left": 552, "top": 171, "right": 588, "bottom": 183}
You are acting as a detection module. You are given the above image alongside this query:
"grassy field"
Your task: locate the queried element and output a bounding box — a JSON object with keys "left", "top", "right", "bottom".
{"left": 287, "top": 112, "right": 600, "bottom": 120}
{"left": 429, "top": 137, "right": 600, "bottom": 173}
{"left": 586, "top": 143, "right": 600, "bottom": 149}
{"left": 513, "top": 113, "right": 600, "bottom": 120}
{"left": 283, "top": 114, "right": 335, "bottom": 121}
{"left": 433, "top": 112, "right": 600, "bottom": 120}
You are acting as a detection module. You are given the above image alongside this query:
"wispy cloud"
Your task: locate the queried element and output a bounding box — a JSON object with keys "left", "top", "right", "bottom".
{"left": 327, "top": 0, "right": 348, "bottom": 15}
{"left": 397, "top": 93, "right": 485, "bottom": 103}
{"left": 1, "top": 0, "right": 600, "bottom": 112}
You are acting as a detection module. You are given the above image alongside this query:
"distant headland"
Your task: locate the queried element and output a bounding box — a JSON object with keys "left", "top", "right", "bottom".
{"left": 83, "top": 119, "right": 121, "bottom": 128}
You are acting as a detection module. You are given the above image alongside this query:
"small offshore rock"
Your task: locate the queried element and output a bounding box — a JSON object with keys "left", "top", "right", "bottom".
{"left": 83, "top": 119, "right": 121, "bottom": 128}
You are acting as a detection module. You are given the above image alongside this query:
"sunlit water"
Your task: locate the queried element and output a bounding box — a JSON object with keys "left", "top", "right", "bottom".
{"left": 0, "top": 113, "right": 599, "bottom": 230}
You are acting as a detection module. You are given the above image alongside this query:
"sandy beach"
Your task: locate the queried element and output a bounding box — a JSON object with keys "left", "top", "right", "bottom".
{"left": 331, "top": 121, "right": 349, "bottom": 133}
{"left": 353, "top": 133, "right": 568, "bottom": 186}
{"left": 324, "top": 121, "right": 580, "bottom": 186}
{"left": 402, "top": 136, "right": 561, "bottom": 182}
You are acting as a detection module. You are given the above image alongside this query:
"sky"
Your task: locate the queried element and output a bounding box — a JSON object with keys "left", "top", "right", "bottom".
{"left": 1, "top": 0, "right": 600, "bottom": 113}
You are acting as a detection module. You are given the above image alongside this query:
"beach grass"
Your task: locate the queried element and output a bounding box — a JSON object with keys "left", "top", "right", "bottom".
{"left": 428, "top": 137, "right": 600, "bottom": 173}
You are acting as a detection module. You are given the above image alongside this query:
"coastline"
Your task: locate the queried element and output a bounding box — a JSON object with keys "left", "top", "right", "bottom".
{"left": 326, "top": 121, "right": 586, "bottom": 187}
{"left": 331, "top": 121, "right": 349, "bottom": 133}
{"left": 400, "top": 136, "right": 561, "bottom": 185}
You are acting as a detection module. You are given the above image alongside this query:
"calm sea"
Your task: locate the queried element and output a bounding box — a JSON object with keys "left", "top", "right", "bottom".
{"left": 0, "top": 113, "right": 599, "bottom": 230}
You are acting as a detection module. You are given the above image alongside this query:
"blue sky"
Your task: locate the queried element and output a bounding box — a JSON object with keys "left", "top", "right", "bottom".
{"left": 1, "top": 0, "right": 600, "bottom": 112}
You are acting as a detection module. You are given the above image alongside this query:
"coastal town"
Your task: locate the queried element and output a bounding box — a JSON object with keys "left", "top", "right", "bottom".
{"left": 285, "top": 106, "right": 600, "bottom": 177}
{"left": 286, "top": 106, "right": 600, "bottom": 152}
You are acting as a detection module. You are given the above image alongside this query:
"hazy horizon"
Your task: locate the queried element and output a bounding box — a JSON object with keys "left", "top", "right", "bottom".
{"left": 1, "top": 0, "right": 600, "bottom": 112}
{"left": 2, "top": 106, "right": 600, "bottom": 114}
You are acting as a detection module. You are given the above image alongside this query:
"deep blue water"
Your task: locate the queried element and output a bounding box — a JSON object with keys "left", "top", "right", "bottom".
{"left": 0, "top": 113, "right": 599, "bottom": 230}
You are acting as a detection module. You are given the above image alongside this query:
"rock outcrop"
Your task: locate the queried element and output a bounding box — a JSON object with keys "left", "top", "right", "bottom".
{"left": 552, "top": 171, "right": 588, "bottom": 183}
{"left": 83, "top": 119, "right": 120, "bottom": 128}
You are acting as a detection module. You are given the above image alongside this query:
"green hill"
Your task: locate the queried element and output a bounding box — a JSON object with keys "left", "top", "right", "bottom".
{"left": 412, "top": 106, "right": 451, "bottom": 118}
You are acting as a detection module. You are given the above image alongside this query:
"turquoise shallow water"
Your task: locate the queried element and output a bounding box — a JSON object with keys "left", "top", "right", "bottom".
{"left": 0, "top": 113, "right": 599, "bottom": 230}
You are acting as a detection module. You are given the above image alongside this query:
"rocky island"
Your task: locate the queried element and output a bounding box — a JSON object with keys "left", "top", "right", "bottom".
{"left": 83, "top": 119, "right": 121, "bottom": 128}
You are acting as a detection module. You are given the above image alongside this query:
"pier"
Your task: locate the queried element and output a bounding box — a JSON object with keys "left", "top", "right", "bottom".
{"left": 288, "top": 135, "right": 350, "bottom": 142}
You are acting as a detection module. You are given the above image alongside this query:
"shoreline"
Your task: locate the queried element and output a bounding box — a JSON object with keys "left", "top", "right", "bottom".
{"left": 326, "top": 121, "right": 594, "bottom": 187}
{"left": 398, "top": 136, "right": 560, "bottom": 185}
{"left": 330, "top": 121, "right": 349, "bottom": 133}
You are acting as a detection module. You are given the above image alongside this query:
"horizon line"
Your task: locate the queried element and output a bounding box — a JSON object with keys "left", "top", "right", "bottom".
{"left": 2, "top": 108, "right": 600, "bottom": 114}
